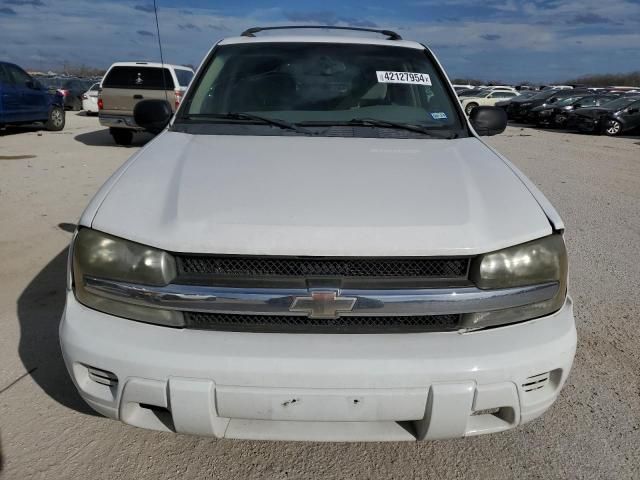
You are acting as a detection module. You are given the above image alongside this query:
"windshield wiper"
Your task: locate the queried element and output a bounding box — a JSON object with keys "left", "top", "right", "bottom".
{"left": 345, "top": 118, "right": 458, "bottom": 139}
{"left": 182, "top": 112, "right": 314, "bottom": 135}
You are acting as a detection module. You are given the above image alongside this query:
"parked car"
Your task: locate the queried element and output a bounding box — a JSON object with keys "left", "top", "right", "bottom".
{"left": 82, "top": 82, "right": 100, "bottom": 115}
{"left": 98, "top": 61, "right": 195, "bottom": 145}
{"left": 508, "top": 89, "right": 589, "bottom": 123}
{"left": 495, "top": 90, "right": 536, "bottom": 111}
{"left": 460, "top": 90, "right": 519, "bottom": 115}
{"left": 39, "top": 77, "right": 90, "bottom": 111}
{"left": 0, "top": 61, "right": 65, "bottom": 131}
{"left": 540, "top": 85, "right": 573, "bottom": 91}
{"left": 570, "top": 96, "right": 640, "bottom": 136}
{"left": 506, "top": 90, "right": 557, "bottom": 120}
{"left": 529, "top": 94, "right": 619, "bottom": 128}
{"left": 457, "top": 88, "right": 484, "bottom": 97}
{"left": 60, "top": 26, "right": 575, "bottom": 443}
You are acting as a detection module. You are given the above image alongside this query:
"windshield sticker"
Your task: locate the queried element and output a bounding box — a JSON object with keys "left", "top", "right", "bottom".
{"left": 376, "top": 71, "right": 432, "bottom": 86}
{"left": 431, "top": 112, "right": 447, "bottom": 120}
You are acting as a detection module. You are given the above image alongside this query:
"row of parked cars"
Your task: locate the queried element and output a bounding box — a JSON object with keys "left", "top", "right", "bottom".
{"left": 499, "top": 89, "right": 640, "bottom": 136}
{"left": 455, "top": 85, "right": 640, "bottom": 136}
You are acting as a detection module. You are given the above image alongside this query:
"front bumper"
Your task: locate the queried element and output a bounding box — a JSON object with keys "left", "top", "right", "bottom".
{"left": 60, "top": 292, "right": 576, "bottom": 442}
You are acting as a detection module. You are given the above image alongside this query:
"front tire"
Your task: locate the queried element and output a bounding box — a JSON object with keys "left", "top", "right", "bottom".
{"left": 465, "top": 103, "right": 478, "bottom": 116}
{"left": 604, "top": 119, "right": 622, "bottom": 136}
{"left": 45, "top": 106, "right": 65, "bottom": 131}
{"left": 110, "top": 128, "right": 133, "bottom": 146}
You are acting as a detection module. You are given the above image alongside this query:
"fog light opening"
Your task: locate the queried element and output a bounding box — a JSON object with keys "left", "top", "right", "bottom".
{"left": 472, "top": 407, "right": 501, "bottom": 416}
{"left": 86, "top": 365, "right": 118, "bottom": 388}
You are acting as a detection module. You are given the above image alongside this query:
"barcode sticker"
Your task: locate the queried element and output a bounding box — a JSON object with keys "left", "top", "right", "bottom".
{"left": 376, "top": 71, "right": 432, "bottom": 85}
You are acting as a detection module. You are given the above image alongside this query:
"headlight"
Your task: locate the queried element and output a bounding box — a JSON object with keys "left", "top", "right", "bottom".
{"left": 72, "top": 228, "right": 183, "bottom": 326}
{"left": 463, "top": 234, "right": 568, "bottom": 328}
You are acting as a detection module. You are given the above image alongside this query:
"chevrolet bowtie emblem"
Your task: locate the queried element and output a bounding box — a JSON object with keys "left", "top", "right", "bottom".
{"left": 289, "top": 291, "right": 357, "bottom": 319}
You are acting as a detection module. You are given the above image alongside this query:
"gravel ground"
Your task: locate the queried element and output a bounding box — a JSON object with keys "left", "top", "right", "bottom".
{"left": 0, "top": 113, "right": 639, "bottom": 480}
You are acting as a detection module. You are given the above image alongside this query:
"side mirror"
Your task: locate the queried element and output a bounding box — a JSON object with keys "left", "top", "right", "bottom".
{"left": 134, "top": 99, "right": 172, "bottom": 134}
{"left": 469, "top": 106, "right": 507, "bottom": 136}
{"left": 25, "top": 79, "right": 39, "bottom": 89}
{"left": 628, "top": 108, "right": 639, "bottom": 114}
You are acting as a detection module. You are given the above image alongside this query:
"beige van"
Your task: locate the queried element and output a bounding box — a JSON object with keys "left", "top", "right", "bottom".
{"left": 99, "top": 62, "right": 194, "bottom": 145}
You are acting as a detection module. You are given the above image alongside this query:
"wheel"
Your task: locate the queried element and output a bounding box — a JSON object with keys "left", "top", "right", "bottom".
{"left": 110, "top": 128, "right": 133, "bottom": 146}
{"left": 45, "top": 106, "right": 65, "bottom": 131}
{"left": 465, "top": 103, "right": 478, "bottom": 116}
{"left": 604, "top": 119, "right": 622, "bottom": 136}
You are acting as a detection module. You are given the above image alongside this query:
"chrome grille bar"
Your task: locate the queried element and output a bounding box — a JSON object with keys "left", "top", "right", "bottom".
{"left": 84, "top": 276, "right": 559, "bottom": 317}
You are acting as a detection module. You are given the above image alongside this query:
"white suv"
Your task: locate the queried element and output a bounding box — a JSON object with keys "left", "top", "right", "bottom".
{"left": 60, "top": 26, "right": 576, "bottom": 442}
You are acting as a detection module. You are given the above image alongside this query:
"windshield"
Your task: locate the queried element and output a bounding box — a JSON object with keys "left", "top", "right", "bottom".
{"left": 512, "top": 91, "right": 534, "bottom": 99}
{"left": 458, "top": 89, "right": 483, "bottom": 97}
{"left": 180, "top": 42, "right": 463, "bottom": 135}
{"left": 599, "top": 96, "right": 640, "bottom": 109}
{"left": 175, "top": 69, "right": 194, "bottom": 87}
{"left": 529, "top": 90, "right": 557, "bottom": 101}
{"left": 555, "top": 96, "right": 584, "bottom": 106}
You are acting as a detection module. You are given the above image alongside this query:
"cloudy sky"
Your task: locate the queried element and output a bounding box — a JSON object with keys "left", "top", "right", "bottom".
{"left": 1, "top": 0, "right": 639, "bottom": 82}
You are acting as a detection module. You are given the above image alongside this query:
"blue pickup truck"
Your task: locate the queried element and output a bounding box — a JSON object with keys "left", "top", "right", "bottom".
{"left": 0, "top": 61, "right": 65, "bottom": 131}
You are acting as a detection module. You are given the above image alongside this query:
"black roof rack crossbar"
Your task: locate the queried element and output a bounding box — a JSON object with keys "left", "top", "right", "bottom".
{"left": 241, "top": 25, "right": 402, "bottom": 41}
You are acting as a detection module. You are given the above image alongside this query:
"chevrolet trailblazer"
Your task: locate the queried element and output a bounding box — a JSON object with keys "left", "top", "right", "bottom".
{"left": 60, "top": 26, "right": 576, "bottom": 442}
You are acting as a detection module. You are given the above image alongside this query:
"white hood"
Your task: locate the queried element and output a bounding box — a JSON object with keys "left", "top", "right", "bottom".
{"left": 89, "top": 132, "right": 552, "bottom": 256}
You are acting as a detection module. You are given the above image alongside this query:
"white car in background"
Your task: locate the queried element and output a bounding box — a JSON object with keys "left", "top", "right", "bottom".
{"left": 82, "top": 82, "right": 100, "bottom": 115}
{"left": 486, "top": 85, "right": 517, "bottom": 92}
{"left": 460, "top": 89, "right": 520, "bottom": 115}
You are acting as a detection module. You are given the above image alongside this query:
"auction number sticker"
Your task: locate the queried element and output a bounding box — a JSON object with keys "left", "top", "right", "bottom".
{"left": 376, "top": 71, "right": 432, "bottom": 85}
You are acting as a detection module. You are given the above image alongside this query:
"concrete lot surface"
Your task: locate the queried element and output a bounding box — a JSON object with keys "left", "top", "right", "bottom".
{"left": 0, "top": 114, "right": 639, "bottom": 479}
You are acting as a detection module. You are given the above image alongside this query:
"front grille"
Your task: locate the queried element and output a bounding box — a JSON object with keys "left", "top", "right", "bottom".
{"left": 184, "top": 312, "right": 460, "bottom": 333}
{"left": 178, "top": 255, "right": 469, "bottom": 279}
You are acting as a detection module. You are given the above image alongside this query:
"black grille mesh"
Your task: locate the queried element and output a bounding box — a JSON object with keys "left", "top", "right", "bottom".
{"left": 184, "top": 312, "right": 460, "bottom": 333}
{"left": 178, "top": 256, "right": 469, "bottom": 279}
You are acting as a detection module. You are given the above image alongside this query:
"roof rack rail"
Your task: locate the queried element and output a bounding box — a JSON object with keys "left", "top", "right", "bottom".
{"left": 241, "top": 25, "right": 402, "bottom": 41}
